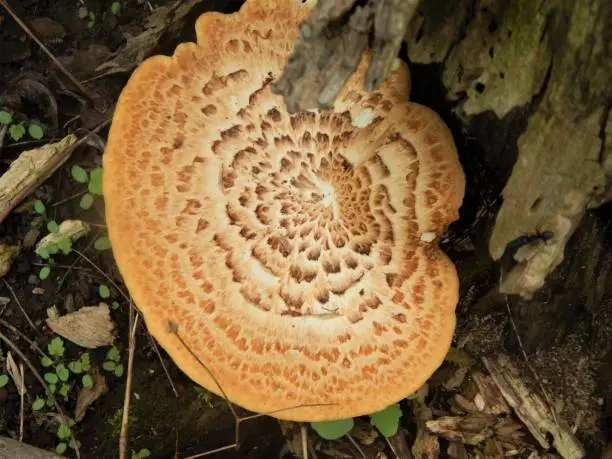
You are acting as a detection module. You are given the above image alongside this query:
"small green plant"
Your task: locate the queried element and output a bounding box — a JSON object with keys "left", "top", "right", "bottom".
{"left": 32, "top": 397, "right": 45, "bottom": 411}
{"left": 70, "top": 165, "right": 104, "bottom": 209}
{"left": 131, "top": 448, "right": 151, "bottom": 459}
{"left": 55, "top": 423, "right": 71, "bottom": 455}
{"left": 369, "top": 404, "right": 402, "bottom": 437}
{"left": 99, "top": 284, "right": 111, "bottom": 299}
{"left": 0, "top": 110, "right": 45, "bottom": 141}
{"left": 311, "top": 418, "right": 354, "bottom": 440}
{"left": 94, "top": 235, "right": 112, "bottom": 251}
{"left": 111, "top": 2, "right": 121, "bottom": 16}
{"left": 0, "top": 111, "right": 11, "bottom": 125}
{"left": 102, "top": 345, "right": 124, "bottom": 377}
{"left": 28, "top": 123, "right": 44, "bottom": 139}
{"left": 40, "top": 337, "right": 95, "bottom": 407}
{"left": 9, "top": 123, "right": 25, "bottom": 141}
{"left": 195, "top": 386, "right": 216, "bottom": 408}
{"left": 33, "top": 199, "right": 46, "bottom": 214}
{"left": 0, "top": 374, "right": 10, "bottom": 388}
{"left": 80, "top": 10, "right": 97, "bottom": 29}
{"left": 33, "top": 202, "right": 77, "bottom": 279}
{"left": 311, "top": 402, "right": 404, "bottom": 440}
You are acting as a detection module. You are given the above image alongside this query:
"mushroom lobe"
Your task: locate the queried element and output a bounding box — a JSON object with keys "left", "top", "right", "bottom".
{"left": 103, "top": 0, "right": 465, "bottom": 421}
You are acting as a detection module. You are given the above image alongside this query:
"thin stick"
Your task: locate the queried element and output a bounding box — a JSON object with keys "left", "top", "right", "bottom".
{"left": 171, "top": 331, "right": 240, "bottom": 423}
{"left": 19, "top": 363, "right": 24, "bottom": 442}
{"left": 0, "top": 330, "right": 81, "bottom": 459}
{"left": 345, "top": 434, "right": 367, "bottom": 459}
{"left": 173, "top": 327, "right": 339, "bottom": 458}
{"left": 73, "top": 249, "right": 130, "bottom": 302}
{"left": 384, "top": 435, "right": 400, "bottom": 459}
{"left": 0, "top": 0, "right": 90, "bottom": 98}
{"left": 51, "top": 190, "right": 88, "bottom": 207}
{"left": 146, "top": 333, "right": 179, "bottom": 397}
{"left": 500, "top": 268, "right": 561, "bottom": 429}
{"left": 32, "top": 262, "right": 93, "bottom": 273}
{"left": 0, "top": 125, "right": 6, "bottom": 150}
{"left": 301, "top": 424, "right": 309, "bottom": 459}
{"left": 56, "top": 238, "right": 95, "bottom": 293}
{"left": 504, "top": 294, "right": 561, "bottom": 427}
{"left": 1, "top": 279, "right": 39, "bottom": 335}
{"left": 73, "top": 249, "right": 180, "bottom": 399}
{"left": 0, "top": 318, "right": 47, "bottom": 359}
{"left": 184, "top": 444, "right": 237, "bottom": 458}
{"left": 118, "top": 307, "right": 139, "bottom": 459}
{"left": 238, "top": 402, "right": 337, "bottom": 423}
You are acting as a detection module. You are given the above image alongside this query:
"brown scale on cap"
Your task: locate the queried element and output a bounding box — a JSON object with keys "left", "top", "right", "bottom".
{"left": 103, "top": 0, "right": 465, "bottom": 421}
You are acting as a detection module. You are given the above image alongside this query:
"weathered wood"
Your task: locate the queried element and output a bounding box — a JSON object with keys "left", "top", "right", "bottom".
{"left": 278, "top": 0, "right": 612, "bottom": 299}
{"left": 0, "top": 436, "right": 60, "bottom": 459}
{"left": 483, "top": 354, "right": 585, "bottom": 459}
{"left": 271, "top": 0, "right": 420, "bottom": 113}
{"left": 407, "top": 0, "right": 611, "bottom": 298}
{"left": 0, "top": 134, "right": 77, "bottom": 225}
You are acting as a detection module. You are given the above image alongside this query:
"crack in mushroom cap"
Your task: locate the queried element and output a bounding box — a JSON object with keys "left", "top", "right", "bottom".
{"left": 103, "top": 0, "right": 465, "bottom": 421}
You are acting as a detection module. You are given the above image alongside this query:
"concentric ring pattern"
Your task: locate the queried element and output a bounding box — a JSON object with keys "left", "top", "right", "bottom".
{"left": 103, "top": 0, "right": 465, "bottom": 421}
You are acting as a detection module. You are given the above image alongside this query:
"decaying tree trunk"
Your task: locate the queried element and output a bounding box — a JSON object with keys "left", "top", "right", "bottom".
{"left": 418, "top": 0, "right": 612, "bottom": 300}
{"left": 277, "top": 0, "right": 612, "bottom": 300}
{"left": 276, "top": 2, "right": 612, "bottom": 455}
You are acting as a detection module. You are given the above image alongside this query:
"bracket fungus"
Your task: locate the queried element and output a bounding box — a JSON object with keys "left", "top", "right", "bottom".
{"left": 103, "top": 0, "right": 465, "bottom": 421}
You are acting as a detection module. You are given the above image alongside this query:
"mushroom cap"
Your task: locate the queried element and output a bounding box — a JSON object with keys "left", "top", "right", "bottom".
{"left": 103, "top": 0, "right": 465, "bottom": 421}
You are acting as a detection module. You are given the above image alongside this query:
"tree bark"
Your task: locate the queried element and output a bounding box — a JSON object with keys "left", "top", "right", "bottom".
{"left": 278, "top": 0, "right": 612, "bottom": 299}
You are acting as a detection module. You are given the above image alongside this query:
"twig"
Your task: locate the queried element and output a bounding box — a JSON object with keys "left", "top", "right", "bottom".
{"left": 1, "top": 279, "right": 39, "bottom": 335}
{"left": 51, "top": 190, "right": 88, "bottom": 207}
{"left": 119, "top": 305, "right": 140, "bottom": 459}
{"left": 237, "top": 402, "right": 337, "bottom": 423}
{"left": 0, "top": 329, "right": 81, "bottom": 459}
{"left": 146, "top": 333, "right": 179, "bottom": 397}
{"left": 0, "top": 0, "right": 90, "bottom": 99}
{"left": 346, "top": 433, "right": 367, "bottom": 459}
{"left": 73, "top": 249, "right": 130, "bottom": 301}
{"left": 171, "top": 330, "right": 241, "bottom": 428}
{"left": 73, "top": 248, "right": 180, "bottom": 399}
{"left": 0, "top": 318, "right": 47, "bottom": 359}
{"left": 32, "top": 262, "right": 93, "bottom": 273}
{"left": 175, "top": 322, "right": 338, "bottom": 458}
{"left": 19, "top": 363, "right": 24, "bottom": 442}
{"left": 501, "top": 265, "right": 560, "bottom": 430}
{"left": 56, "top": 238, "right": 95, "bottom": 293}
{"left": 301, "top": 424, "right": 309, "bottom": 459}
{"left": 184, "top": 444, "right": 237, "bottom": 458}
{"left": 0, "top": 125, "right": 7, "bottom": 152}
{"left": 384, "top": 436, "right": 399, "bottom": 459}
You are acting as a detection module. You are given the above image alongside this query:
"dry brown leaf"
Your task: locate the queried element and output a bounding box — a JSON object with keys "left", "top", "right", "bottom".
{"left": 46, "top": 303, "right": 115, "bottom": 349}
{"left": 6, "top": 352, "right": 25, "bottom": 395}
{"left": 74, "top": 369, "right": 108, "bottom": 422}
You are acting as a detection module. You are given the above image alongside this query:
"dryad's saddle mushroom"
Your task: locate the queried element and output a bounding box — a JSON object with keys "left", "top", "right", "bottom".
{"left": 103, "top": 0, "right": 465, "bottom": 421}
